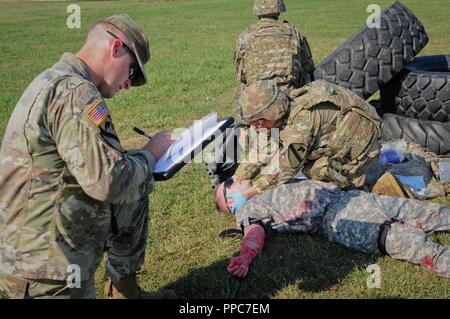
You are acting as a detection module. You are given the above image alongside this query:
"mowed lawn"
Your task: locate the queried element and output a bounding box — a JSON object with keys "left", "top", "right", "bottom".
{"left": 0, "top": 0, "right": 449, "bottom": 299}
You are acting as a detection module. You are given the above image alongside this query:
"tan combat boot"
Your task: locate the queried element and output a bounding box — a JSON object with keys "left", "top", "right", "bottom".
{"left": 104, "top": 276, "right": 177, "bottom": 299}
{"left": 371, "top": 172, "right": 414, "bottom": 198}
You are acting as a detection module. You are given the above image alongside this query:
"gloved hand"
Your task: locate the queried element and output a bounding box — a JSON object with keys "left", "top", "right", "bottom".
{"left": 226, "top": 192, "right": 249, "bottom": 215}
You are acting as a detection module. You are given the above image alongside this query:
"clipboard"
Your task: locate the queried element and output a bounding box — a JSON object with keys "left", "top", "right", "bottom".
{"left": 153, "top": 112, "right": 235, "bottom": 181}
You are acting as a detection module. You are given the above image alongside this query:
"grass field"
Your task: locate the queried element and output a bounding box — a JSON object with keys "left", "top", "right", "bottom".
{"left": 0, "top": 0, "right": 450, "bottom": 299}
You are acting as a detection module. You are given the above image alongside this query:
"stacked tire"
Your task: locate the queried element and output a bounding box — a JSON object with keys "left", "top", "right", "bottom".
{"left": 380, "top": 55, "right": 450, "bottom": 122}
{"left": 314, "top": 1, "right": 450, "bottom": 155}
{"left": 314, "top": 1, "right": 429, "bottom": 99}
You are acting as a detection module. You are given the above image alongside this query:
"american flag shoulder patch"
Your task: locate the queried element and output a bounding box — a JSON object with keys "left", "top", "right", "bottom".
{"left": 86, "top": 98, "right": 110, "bottom": 127}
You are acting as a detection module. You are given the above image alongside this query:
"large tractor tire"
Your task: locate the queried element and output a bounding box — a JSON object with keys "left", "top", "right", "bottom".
{"left": 381, "top": 55, "right": 450, "bottom": 122}
{"left": 381, "top": 113, "right": 450, "bottom": 156}
{"left": 314, "top": 1, "right": 428, "bottom": 100}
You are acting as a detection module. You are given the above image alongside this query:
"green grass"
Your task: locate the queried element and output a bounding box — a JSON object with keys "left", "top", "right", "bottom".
{"left": 1, "top": 0, "right": 450, "bottom": 299}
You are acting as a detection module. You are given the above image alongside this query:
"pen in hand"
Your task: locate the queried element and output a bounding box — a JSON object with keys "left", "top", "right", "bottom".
{"left": 133, "top": 127, "right": 152, "bottom": 140}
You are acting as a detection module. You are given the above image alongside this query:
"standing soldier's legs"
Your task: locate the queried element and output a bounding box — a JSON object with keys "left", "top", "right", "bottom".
{"left": 0, "top": 272, "right": 95, "bottom": 299}
{"left": 103, "top": 196, "right": 176, "bottom": 299}
{"left": 105, "top": 196, "right": 149, "bottom": 282}
{"left": 384, "top": 222, "right": 450, "bottom": 278}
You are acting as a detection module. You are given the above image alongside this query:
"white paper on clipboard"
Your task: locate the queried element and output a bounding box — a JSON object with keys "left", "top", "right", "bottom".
{"left": 153, "top": 113, "right": 234, "bottom": 179}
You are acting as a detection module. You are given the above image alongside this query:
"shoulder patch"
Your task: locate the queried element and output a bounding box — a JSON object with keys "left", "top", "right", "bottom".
{"left": 86, "top": 98, "right": 110, "bottom": 127}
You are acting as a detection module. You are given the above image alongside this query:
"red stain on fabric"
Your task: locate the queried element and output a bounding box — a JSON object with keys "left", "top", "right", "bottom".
{"left": 298, "top": 200, "right": 310, "bottom": 213}
{"left": 432, "top": 211, "right": 441, "bottom": 220}
{"left": 420, "top": 256, "right": 434, "bottom": 270}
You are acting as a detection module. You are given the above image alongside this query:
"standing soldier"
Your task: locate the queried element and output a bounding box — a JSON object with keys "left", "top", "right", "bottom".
{"left": 234, "top": 0, "right": 315, "bottom": 100}
{"left": 0, "top": 14, "right": 174, "bottom": 299}
{"left": 233, "top": 79, "right": 381, "bottom": 203}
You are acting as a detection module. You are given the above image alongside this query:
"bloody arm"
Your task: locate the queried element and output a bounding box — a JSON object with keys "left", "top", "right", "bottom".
{"left": 227, "top": 224, "right": 265, "bottom": 278}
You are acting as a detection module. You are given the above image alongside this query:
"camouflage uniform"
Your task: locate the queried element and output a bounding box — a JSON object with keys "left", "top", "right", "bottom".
{"left": 234, "top": 19, "right": 314, "bottom": 92}
{"left": 236, "top": 180, "right": 450, "bottom": 278}
{"left": 235, "top": 80, "right": 381, "bottom": 193}
{"left": 206, "top": 0, "right": 314, "bottom": 188}
{"left": 0, "top": 16, "right": 154, "bottom": 298}
{"left": 234, "top": 0, "right": 314, "bottom": 99}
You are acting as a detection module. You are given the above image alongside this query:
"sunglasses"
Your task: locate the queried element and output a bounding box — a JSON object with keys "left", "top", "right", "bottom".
{"left": 106, "top": 31, "right": 138, "bottom": 81}
{"left": 223, "top": 176, "right": 234, "bottom": 213}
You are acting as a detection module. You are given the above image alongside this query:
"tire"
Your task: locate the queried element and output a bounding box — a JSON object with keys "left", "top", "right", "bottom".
{"left": 314, "top": 1, "right": 428, "bottom": 100}
{"left": 380, "top": 113, "right": 450, "bottom": 156}
{"left": 381, "top": 55, "right": 450, "bottom": 122}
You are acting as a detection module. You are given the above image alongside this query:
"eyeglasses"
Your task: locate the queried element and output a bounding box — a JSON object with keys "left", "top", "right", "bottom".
{"left": 223, "top": 176, "right": 234, "bottom": 213}
{"left": 106, "top": 31, "right": 138, "bottom": 81}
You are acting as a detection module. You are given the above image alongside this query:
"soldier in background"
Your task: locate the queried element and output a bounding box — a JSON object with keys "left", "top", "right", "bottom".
{"left": 233, "top": 79, "right": 381, "bottom": 203}
{"left": 213, "top": 178, "right": 450, "bottom": 279}
{"left": 234, "top": 0, "right": 315, "bottom": 100}
{"left": 0, "top": 14, "right": 174, "bottom": 299}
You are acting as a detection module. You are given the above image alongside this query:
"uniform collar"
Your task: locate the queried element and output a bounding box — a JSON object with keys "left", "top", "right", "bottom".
{"left": 258, "top": 17, "right": 279, "bottom": 23}
{"left": 59, "top": 52, "right": 93, "bottom": 82}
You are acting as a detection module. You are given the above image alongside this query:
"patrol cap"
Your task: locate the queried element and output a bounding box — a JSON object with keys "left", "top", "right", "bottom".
{"left": 101, "top": 14, "right": 150, "bottom": 87}
{"left": 253, "top": 0, "right": 286, "bottom": 16}
{"left": 237, "top": 80, "right": 289, "bottom": 125}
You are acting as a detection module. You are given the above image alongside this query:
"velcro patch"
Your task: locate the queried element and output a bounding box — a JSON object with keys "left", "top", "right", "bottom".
{"left": 86, "top": 99, "right": 109, "bottom": 127}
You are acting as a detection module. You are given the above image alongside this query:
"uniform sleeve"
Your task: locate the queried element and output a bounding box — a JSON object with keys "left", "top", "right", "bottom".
{"left": 48, "top": 81, "right": 156, "bottom": 205}
{"left": 234, "top": 31, "right": 248, "bottom": 83}
{"left": 252, "top": 115, "right": 314, "bottom": 194}
{"left": 235, "top": 199, "right": 274, "bottom": 230}
{"left": 234, "top": 128, "right": 274, "bottom": 180}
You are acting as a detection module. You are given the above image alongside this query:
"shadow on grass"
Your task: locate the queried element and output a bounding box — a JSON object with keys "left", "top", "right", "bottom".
{"left": 162, "top": 234, "right": 377, "bottom": 298}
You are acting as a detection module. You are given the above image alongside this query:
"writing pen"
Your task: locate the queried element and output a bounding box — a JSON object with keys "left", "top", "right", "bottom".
{"left": 133, "top": 127, "right": 152, "bottom": 140}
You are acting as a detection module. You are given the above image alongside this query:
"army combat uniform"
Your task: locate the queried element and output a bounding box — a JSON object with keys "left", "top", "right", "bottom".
{"left": 205, "top": 0, "right": 314, "bottom": 187}
{"left": 0, "top": 53, "right": 153, "bottom": 298}
{"left": 234, "top": 17, "right": 315, "bottom": 96}
{"left": 235, "top": 180, "right": 450, "bottom": 278}
{"left": 235, "top": 80, "right": 381, "bottom": 194}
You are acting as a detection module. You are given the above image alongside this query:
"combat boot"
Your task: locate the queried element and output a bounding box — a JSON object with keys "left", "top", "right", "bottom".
{"left": 371, "top": 172, "right": 414, "bottom": 198}
{"left": 104, "top": 276, "right": 177, "bottom": 299}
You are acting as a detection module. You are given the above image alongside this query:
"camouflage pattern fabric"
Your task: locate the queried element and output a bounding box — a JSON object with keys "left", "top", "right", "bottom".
{"left": 234, "top": 18, "right": 314, "bottom": 97}
{"left": 235, "top": 80, "right": 381, "bottom": 193}
{"left": 0, "top": 272, "right": 95, "bottom": 299}
{"left": 236, "top": 180, "right": 450, "bottom": 278}
{"left": 253, "top": 0, "right": 286, "bottom": 16}
{"left": 234, "top": 126, "right": 279, "bottom": 180}
{"left": 237, "top": 80, "right": 289, "bottom": 124}
{"left": 105, "top": 196, "right": 149, "bottom": 281}
{"left": 0, "top": 53, "right": 155, "bottom": 289}
{"left": 235, "top": 180, "right": 341, "bottom": 233}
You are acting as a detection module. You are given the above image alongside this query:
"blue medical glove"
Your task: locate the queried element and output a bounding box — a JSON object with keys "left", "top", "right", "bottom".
{"left": 226, "top": 193, "right": 249, "bottom": 215}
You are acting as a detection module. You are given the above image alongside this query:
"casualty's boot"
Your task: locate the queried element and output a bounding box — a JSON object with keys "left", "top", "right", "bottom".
{"left": 104, "top": 276, "right": 177, "bottom": 299}
{"left": 371, "top": 172, "right": 414, "bottom": 198}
